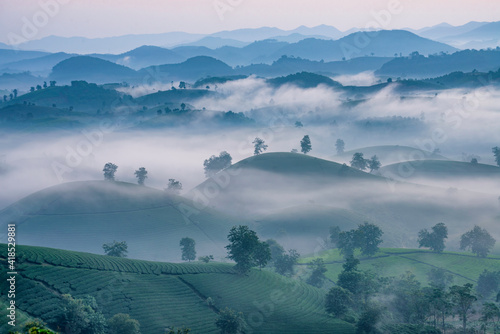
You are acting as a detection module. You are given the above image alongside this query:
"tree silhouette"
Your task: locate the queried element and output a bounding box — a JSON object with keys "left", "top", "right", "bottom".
{"left": 179, "top": 237, "right": 196, "bottom": 262}
{"left": 460, "top": 225, "right": 496, "bottom": 257}
{"left": 335, "top": 139, "right": 345, "bottom": 154}
{"left": 252, "top": 137, "right": 268, "bottom": 155}
{"left": 350, "top": 152, "right": 367, "bottom": 170}
{"left": 134, "top": 167, "right": 148, "bottom": 185}
{"left": 103, "top": 162, "right": 118, "bottom": 181}
{"left": 300, "top": 135, "right": 312, "bottom": 154}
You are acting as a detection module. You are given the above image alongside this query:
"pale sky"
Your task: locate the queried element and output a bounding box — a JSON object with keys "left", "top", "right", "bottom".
{"left": 0, "top": 0, "right": 499, "bottom": 44}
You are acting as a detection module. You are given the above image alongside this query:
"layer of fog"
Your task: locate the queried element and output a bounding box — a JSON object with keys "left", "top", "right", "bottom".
{"left": 332, "top": 71, "right": 379, "bottom": 86}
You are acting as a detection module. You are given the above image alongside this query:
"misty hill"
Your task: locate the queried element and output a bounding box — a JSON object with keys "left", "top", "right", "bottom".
{"left": 0, "top": 71, "right": 42, "bottom": 91}
{"left": 443, "top": 21, "right": 500, "bottom": 49}
{"left": 0, "top": 180, "right": 241, "bottom": 261}
{"left": 3, "top": 80, "right": 134, "bottom": 112}
{"left": 93, "top": 45, "right": 186, "bottom": 70}
{"left": 50, "top": 56, "right": 139, "bottom": 84}
{"left": 0, "top": 52, "right": 74, "bottom": 76}
{"left": 0, "top": 48, "right": 50, "bottom": 66}
{"left": 193, "top": 75, "right": 248, "bottom": 88}
{"left": 135, "top": 87, "right": 215, "bottom": 105}
{"left": 181, "top": 36, "right": 249, "bottom": 48}
{"left": 267, "top": 71, "right": 342, "bottom": 88}
{"left": 0, "top": 104, "right": 85, "bottom": 131}
{"left": 416, "top": 21, "right": 488, "bottom": 42}
{"left": 377, "top": 49, "right": 500, "bottom": 78}
{"left": 334, "top": 145, "right": 447, "bottom": 166}
{"left": 0, "top": 245, "right": 353, "bottom": 333}
{"left": 272, "top": 30, "right": 457, "bottom": 61}
{"left": 140, "top": 56, "right": 233, "bottom": 81}
{"left": 380, "top": 160, "right": 500, "bottom": 179}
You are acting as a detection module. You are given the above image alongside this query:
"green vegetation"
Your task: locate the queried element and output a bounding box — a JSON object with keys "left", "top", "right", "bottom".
{"left": 102, "top": 240, "right": 128, "bottom": 257}
{"left": 0, "top": 244, "right": 354, "bottom": 333}
{"left": 180, "top": 237, "right": 196, "bottom": 262}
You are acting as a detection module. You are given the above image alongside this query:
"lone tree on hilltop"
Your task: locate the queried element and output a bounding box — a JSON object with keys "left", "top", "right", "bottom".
{"left": 493, "top": 147, "right": 500, "bottom": 167}
{"left": 203, "top": 151, "right": 232, "bottom": 178}
{"left": 300, "top": 135, "right": 312, "bottom": 154}
{"left": 252, "top": 137, "right": 268, "bottom": 156}
{"left": 367, "top": 155, "right": 381, "bottom": 172}
{"left": 166, "top": 178, "right": 183, "bottom": 194}
{"left": 215, "top": 308, "right": 247, "bottom": 334}
{"left": 103, "top": 162, "right": 118, "bottom": 181}
{"left": 335, "top": 139, "right": 345, "bottom": 155}
{"left": 179, "top": 237, "right": 196, "bottom": 262}
{"left": 418, "top": 222, "right": 448, "bottom": 253}
{"left": 350, "top": 152, "right": 367, "bottom": 170}
{"left": 134, "top": 167, "right": 148, "bottom": 185}
{"left": 460, "top": 225, "right": 496, "bottom": 257}
{"left": 103, "top": 241, "right": 128, "bottom": 257}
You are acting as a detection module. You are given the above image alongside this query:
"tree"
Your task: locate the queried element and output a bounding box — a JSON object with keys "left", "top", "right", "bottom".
{"left": 13, "top": 89, "right": 18, "bottom": 98}
{"left": 329, "top": 226, "right": 341, "bottom": 248}
{"left": 56, "top": 294, "right": 106, "bottom": 334}
{"left": 300, "top": 135, "right": 312, "bottom": 154}
{"left": 335, "top": 139, "right": 345, "bottom": 155}
{"left": 225, "top": 225, "right": 266, "bottom": 274}
{"left": 204, "top": 151, "right": 232, "bottom": 178}
{"left": 22, "top": 319, "right": 57, "bottom": 334}
{"left": 306, "top": 258, "right": 327, "bottom": 287}
{"left": 103, "top": 163, "right": 118, "bottom": 181}
{"left": 102, "top": 241, "right": 128, "bottom": 257}
{"left": 337, "top": 230, "right": 357, "bottom": 257}
{"left": 427, "top": 268, "right": 454, "bottom": 290}
{"left": 253, "top": 241, "right": 271, "bottom": 269}
{"left": 180, "top": 237, "right": 196, "bottom": 262}
{"left": 481, "top": 302, "right": 500, "bottom": 334}
{"left": 325, "top": 286, "right": 353, "bottom": 317}
{"left": 355, "top": 222, "right": 383, "bottom": 256}
{"left": 460, "top": 225, "right": 496, "bottom": 257}
{"left": 215, "top": 308, "right": 246, "bottom": 334}
{"left": 356, "top": 306, "right": 382, "bottom": 334}
{"left": 418, "top": 223, "right": 448, "bottom": 253}
{"left": 107, "top": 313, "right": 141, "bottom": 334}
{"left": 36, "top": 85, "right": 42, "bottom": 91}
{"left": 252, "top": 137, "right": 268, "bottom": 156}
{"left": 477, "top": 270, "right": 500, "bottom": 299}
{"left": 493, "top": 147, "right": 500, "bottom": 167}
{"left": 134, "top": 167, "right": 148, "bottom": 185}
{"left": 43, "top": 81, "right": 47, "bottom": 89}
{"left": 367, "top": 155, "right": 381, "bottom": 172}
{"left": 50, "top": 80, "right": 56, "bottom": 87}
{"left": 295, "top": 121, "right": 303, "bottom": 128}
{"left": 274, "top": 249, "right": 300, "bottom": 277}
{"left": 179, "top": 82, "right": 186, "bottom": 89}
{"left": 449, "top": 283, "right": 477, "bottom": 333}
{"left": 265, "top": 239, "right": 284, "bottom": 263}
{"left": 350, "top": 152, "right": 367, "bottom": 170}
{"left": 180, "top": 103, "right": 186, "bottom": 110}
{"left": 30, "top": 87, "right": 35, "bottom": 93}
{"left": 199, "top": 255, "right": 214, "bottom": 263}
{"left": 166, "top": 179, "right": 183, "bottom": 194}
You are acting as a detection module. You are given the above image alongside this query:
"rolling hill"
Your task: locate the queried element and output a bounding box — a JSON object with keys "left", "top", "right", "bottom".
{"left": 300, "top": 248, "right": 500, "bottom": 288}
{"left": 0, "top": 52, "right": 75, "bottom": 76}
{"left": 50, "top": 56, "right": 139, "bottom": 84}
{"left": 189, "top": 152, "right": 499, "bottom": 253}
{"left": 333, "top": 145, "right": 447, "bottom": 166}
{"left": 0, "top": 244, "right": 354, "bottom": 333}
{"left": 0, "top": 180, "right": 242, "bottom": 261}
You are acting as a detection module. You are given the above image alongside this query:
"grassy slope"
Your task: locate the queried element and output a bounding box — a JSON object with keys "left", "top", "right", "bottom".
{"left": 300, "top": 248, "right": 500, "bottom": 287}
{"left": 380, "top": 160, "right": 500, "bottom": 178}
{"left": 334, "top": 145, "right": 447, "bottom": 166}
{"left": 0, "top": 181, "right": 241, "bottom": 261}
{"left": 0, "top": 245, "right": 353, "bottom": 334}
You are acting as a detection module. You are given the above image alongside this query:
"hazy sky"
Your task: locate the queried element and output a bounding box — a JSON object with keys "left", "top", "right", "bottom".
{"left": 0, "top": 0, "right": 499, "bottom": 44}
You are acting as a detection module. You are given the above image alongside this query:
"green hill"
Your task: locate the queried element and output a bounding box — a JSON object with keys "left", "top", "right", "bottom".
{"left": 0, "top": 245, "right": 354, "bottom": 333}
{"left": 334, "top": 145, "right": 447, "bottom": 166}
{"left": 300, "top": 248, "right": 500, "bottom": 287}
{"left": 380, "top": 160, "right": 500, "bottom": 179}
{"left": 0, "top": 180, "right": 242, "bottom": 261}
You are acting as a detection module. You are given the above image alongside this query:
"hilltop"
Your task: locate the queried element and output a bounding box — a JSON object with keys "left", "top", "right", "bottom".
{"left": 0, "top": 180, "right": 242, "bottom": 261}
{"left": 0, "top": 244, "right": 354, "bottom": 333}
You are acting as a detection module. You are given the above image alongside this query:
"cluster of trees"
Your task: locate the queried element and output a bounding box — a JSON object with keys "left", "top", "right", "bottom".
{"left": 9, "top": 295, "right": 141, "bottom": 334}
{"left": 323, "top": 256, "right": 500, "bottom": 334}
{"left": 3, "top": 89, "right": 18, "bottom": 102}
{"left": 102, "top": 240, "right": 128, "bottom": 257}
{"left": 102, "top": 163, "right": 182, "bottom": 193}
{"left": 350, "top": 152, "right": 381, "bottom": 172}
{"left": 330, "top": 223, "right": 384, "bottom": 257}
{"left": 204, "top": 151, "right": 232, "bottom": 177}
